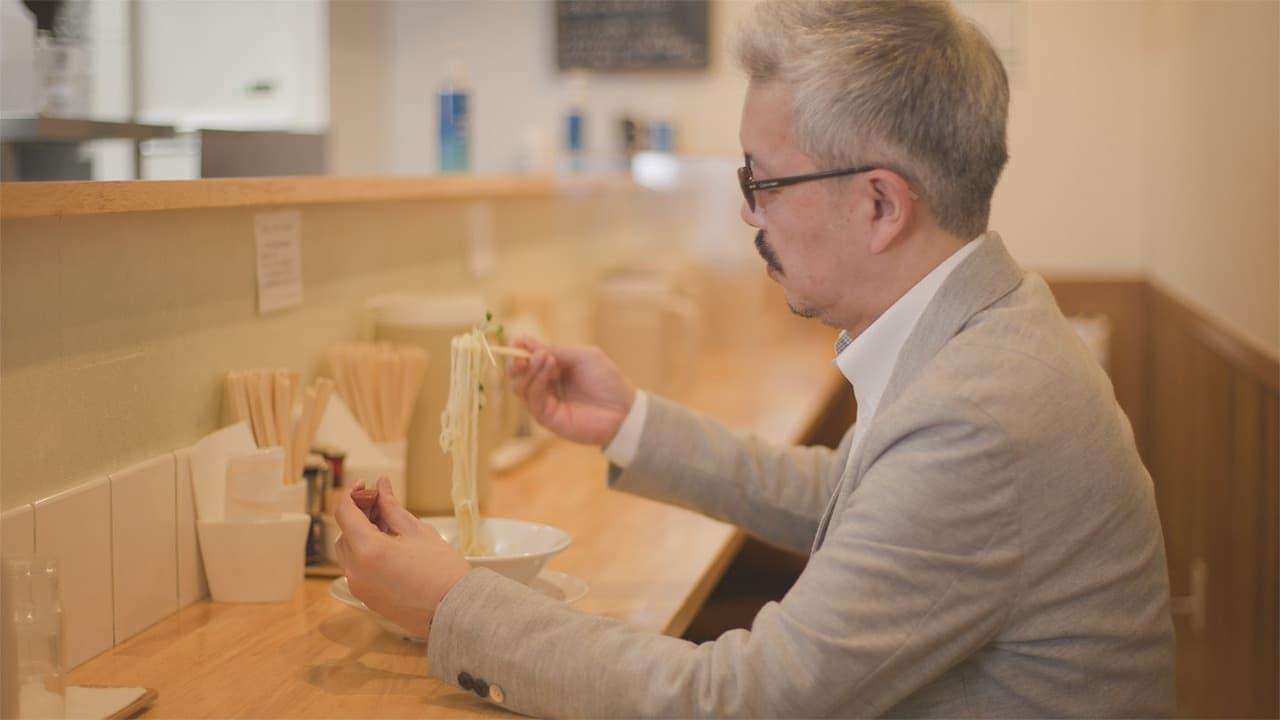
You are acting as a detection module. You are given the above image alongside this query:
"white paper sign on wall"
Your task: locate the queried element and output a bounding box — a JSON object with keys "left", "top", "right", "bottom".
{"left": 254, "top": 211, "right": 304, "bottom": 314}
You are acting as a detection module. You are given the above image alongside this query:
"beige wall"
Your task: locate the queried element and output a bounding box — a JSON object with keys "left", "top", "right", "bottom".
{"left": 0, "top": 187, "right": 711, "bottom": 510}
{"left": 1140, "top": 0, "right": 1278, "bottom": 357}
{"left": 991, "top": 1, "right": 1147, "bottom": 275}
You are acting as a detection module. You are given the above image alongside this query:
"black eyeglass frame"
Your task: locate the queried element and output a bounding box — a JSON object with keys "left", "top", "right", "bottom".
{"left": 737, "top": 155, "right": 879, "bottom": 212}
{"left": 739, "top": 153, "right": 924, "bottom": 211}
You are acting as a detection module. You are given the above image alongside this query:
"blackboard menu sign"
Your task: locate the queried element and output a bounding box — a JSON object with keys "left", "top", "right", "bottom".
{"left": 556, "top": 1, "right": 709, "bottom": 71}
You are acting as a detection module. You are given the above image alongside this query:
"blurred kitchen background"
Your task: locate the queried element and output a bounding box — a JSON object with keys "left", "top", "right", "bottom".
{"left": 2, "top": 0, "right": 1029, "bottom": 181}
{"left": 7, "top": 0, "right": 1269, "bottom": 361}
{"left": 2, "top": 0, "right": 328, "bottom": 179}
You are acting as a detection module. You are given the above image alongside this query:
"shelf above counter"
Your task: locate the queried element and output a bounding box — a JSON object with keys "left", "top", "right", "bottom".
{"left": 0, "top": 116, "right": 176, "bottom": 143}
{"left": 0, "top": 173, "right": 643, "bottom": 220}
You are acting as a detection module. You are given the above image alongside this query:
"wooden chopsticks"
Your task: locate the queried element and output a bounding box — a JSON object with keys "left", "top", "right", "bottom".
{"left": 327, "top": 342, "right": 429, "bottom": 444}
{"left": 223, "top": 369, "right": 331, "bottom": 485}
{"left": 290, "top": 378, "right": 333, "bottom": 487}
{"left": 224, "top": 369, "right": 296, "bottom": 449}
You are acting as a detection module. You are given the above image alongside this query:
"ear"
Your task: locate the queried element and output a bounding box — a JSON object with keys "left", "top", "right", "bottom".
{"left": 865, "top": 171, "right": 916, "bottom": 255}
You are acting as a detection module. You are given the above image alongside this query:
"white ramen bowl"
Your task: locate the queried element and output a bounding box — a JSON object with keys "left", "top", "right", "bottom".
{"left": 421, "top": 516, "right": 570, "bottom": 585}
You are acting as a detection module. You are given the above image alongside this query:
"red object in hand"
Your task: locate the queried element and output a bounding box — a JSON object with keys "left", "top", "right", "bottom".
{"left": 350, "top": 484, "right": 383, "bottom": 533}
{"left": 350, "top": 481, "right": 392, "bottom": 534}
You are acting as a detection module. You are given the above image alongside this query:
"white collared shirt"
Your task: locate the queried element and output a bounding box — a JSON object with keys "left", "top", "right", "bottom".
{"left": 605, "top": 233, "right": 990, "bottom": 467}
{"left": 835, "top": 234, "right": 986, "bottom": 453}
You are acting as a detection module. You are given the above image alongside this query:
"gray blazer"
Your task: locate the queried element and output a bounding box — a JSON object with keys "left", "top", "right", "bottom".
{"left": 428, "top": 237, "right": 1176, "bottom": 717}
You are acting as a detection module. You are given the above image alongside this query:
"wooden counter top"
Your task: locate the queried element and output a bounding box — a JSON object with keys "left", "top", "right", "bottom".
{"left": 67, "top": 312, "right": 846, "bottom": 718}
{"left": 0, "top": 173, "right": 636, "bottom": 220}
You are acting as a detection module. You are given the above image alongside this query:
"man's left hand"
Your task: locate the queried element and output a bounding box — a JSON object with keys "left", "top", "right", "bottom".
{"left": 334, "top": 477, "right": 472, "bottom": 640}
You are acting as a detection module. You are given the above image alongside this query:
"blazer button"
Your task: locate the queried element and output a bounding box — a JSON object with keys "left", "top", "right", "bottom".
{"left": 488, "top": 684, "right": 506, "bottom": 703}
{"left": 472, "top": 678, "right": 490, "bottom": 698}
{"left": 457, "top": 672, "right": 474, "bottom": 692}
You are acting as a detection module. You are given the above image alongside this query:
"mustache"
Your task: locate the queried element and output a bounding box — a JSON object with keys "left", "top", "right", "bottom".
{"left": 755, "top": 230, "right": 784, "bottom": 275}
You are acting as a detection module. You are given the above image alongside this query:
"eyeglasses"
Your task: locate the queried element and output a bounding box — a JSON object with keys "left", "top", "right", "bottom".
{"left": 738, "top": 153, "right": 878, "bottom": 212}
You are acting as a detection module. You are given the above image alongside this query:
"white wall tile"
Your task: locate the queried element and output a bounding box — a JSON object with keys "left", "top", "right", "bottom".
{"left": 33, "top": 478, "right": 114, "bottom": 668}
{"left": 109, "top": 454, "right": 178, "bottom": 643}
{"left": 1, "top": 504, "right": 35, "bottom": 556}
{"left": 174, "top": 447, "right": 207, "bottom": 607}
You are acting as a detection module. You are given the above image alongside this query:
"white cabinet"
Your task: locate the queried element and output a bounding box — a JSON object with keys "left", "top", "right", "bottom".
{"left": 136, "top": 0, "right": 327, "bottom": 131}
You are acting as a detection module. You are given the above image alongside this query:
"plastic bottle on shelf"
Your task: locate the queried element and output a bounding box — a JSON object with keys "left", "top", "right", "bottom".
{"left": 560, "top": 71, "right": 589, "bottom": 174}
{"left": 564, "top": 108, "right": 585, "bottom": 171}
{"left": 438, "top": 59, "right": 470, "bottom": 173}
{"left": 648, "top": 117, "right": 675, "bottom": 154}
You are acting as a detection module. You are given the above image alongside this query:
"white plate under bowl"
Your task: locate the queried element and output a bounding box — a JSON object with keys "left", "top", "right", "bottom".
{"left": 329, "top": 571, "right": 588, "bottom": 643}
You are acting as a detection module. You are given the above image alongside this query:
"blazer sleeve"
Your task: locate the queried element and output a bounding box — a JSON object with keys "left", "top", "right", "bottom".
{"left": 607, "top": 393, "right": 851, "bottom": 555}
{"left": 427, "top": 395, "right": 1022, "bottom": 718}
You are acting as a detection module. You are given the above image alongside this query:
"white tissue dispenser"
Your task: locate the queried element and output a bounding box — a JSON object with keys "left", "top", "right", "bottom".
{"left": 198, "top": 515, "right": 309, "bottom": 603}
{"left": 198, "top": 448, "right": 309, "bottom": 603}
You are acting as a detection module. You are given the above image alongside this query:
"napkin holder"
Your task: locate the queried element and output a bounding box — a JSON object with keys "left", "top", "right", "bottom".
{"left": 194, "top": 442, "right": 308, "bottom": 603}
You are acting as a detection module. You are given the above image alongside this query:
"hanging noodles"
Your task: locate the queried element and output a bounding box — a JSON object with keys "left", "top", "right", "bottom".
{"left": 438, "top": 326, "right": 497, "bottom": 556}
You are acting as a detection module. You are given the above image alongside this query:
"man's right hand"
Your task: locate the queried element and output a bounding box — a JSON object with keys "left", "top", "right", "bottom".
{"left": 508, "top": 337, "right": 636, "bottom": 447}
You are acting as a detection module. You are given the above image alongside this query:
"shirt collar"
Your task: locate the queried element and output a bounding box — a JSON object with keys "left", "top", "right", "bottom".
{"left": 834, "top": 233, "right": 989, "bottom": 424}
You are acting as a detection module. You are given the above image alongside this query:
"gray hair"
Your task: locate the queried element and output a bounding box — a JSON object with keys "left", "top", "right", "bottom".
{"left": 735, "top": 0, "right": 1009, "bottom": 239}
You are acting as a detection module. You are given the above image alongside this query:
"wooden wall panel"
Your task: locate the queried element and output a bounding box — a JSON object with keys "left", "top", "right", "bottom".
{"left": 1151, "top": 308, "right": 1218, "bottom": 715}
{"left": 1215, "top": 373, "right": 1263, "bottom": 716}
{"left": 1256, "top": 394, "right": 1279, "bottom": 716}
{"left": 1196, "top": 346, "right": 1249, "bottom": 717}
{"left": 1145, "top": 286, "right": 1197, "bottom": 619}
{"left": 1146, "top": 286, "right": 1280, "bottom": 718}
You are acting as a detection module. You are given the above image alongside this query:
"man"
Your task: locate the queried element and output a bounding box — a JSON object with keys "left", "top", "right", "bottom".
{"left": 335, "top": 1, "right": 1175, "bottom": 715}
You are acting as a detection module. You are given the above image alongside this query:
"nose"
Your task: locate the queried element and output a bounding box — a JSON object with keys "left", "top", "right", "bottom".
{"left": 740, "top": 199, "right": 763, "bottom": 228}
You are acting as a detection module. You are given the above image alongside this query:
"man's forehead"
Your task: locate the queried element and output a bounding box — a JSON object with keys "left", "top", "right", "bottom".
{"left": 740, "top": 82, "right": 791, "bottom": 168}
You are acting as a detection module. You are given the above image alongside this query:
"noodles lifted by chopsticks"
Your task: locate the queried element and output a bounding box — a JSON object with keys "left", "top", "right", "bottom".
{"left": 438, "top": 327, "right": 495, "bottom": 556}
